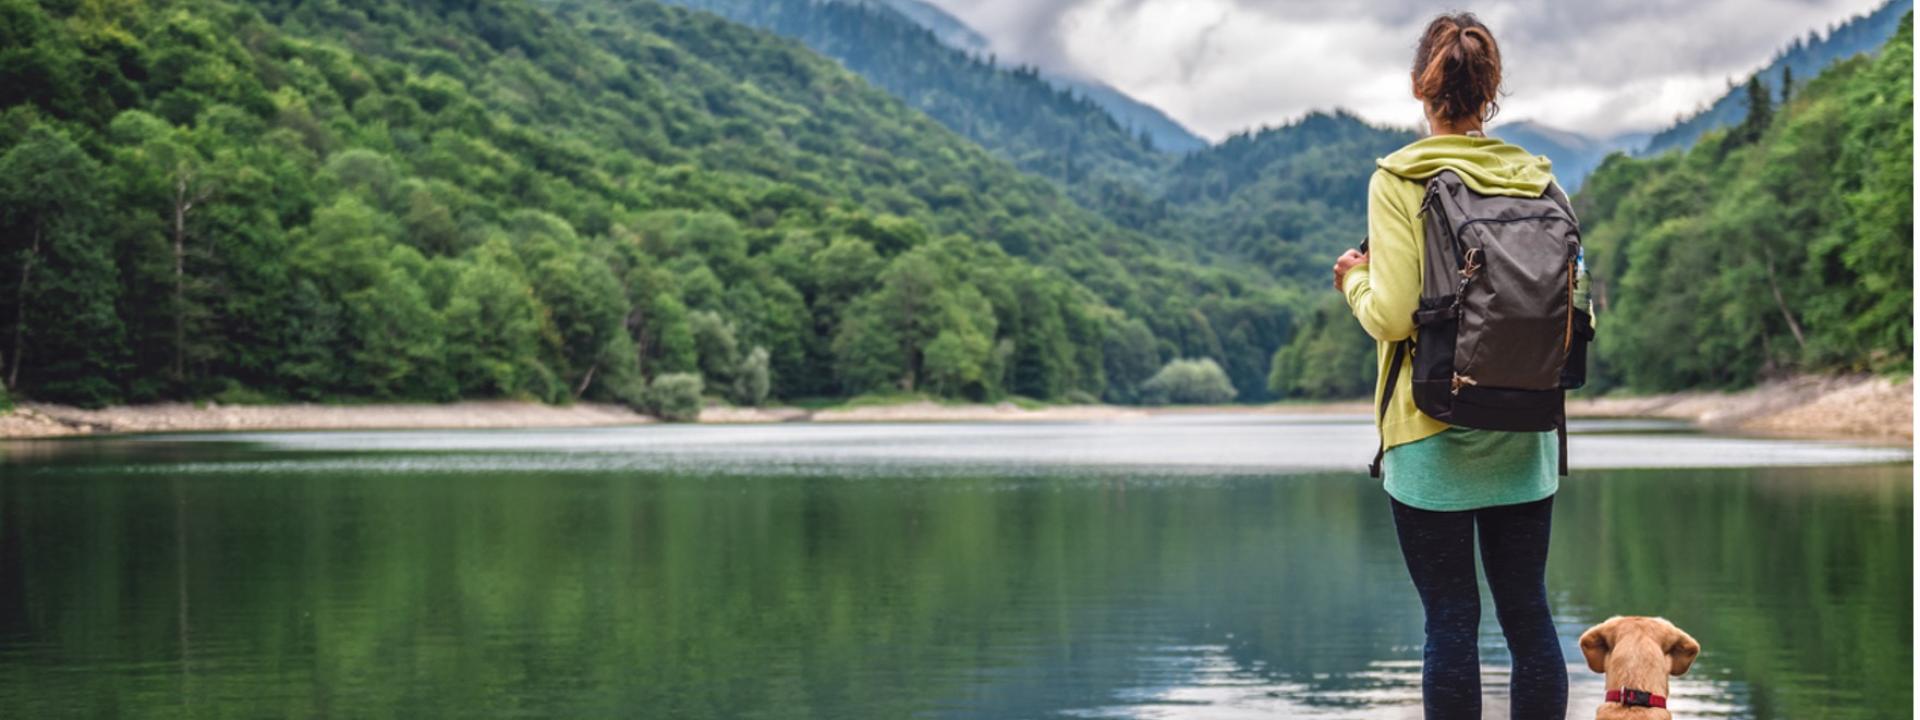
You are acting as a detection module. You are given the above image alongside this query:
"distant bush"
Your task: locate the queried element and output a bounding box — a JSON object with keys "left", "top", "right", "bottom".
{"left": 646, "top": 373, "right": 705, "bottom": 421}
{"left": 0, "top": 386, "right": 11, "bottom": 413}
{"left": 732, "top": 346, "right": 770, "bottom": 407}
{"left": 1062, "top": 389, "right": 1100, "bottom": 405}
{"left": 1139, "top": 358, "right": 1238, "bottom": 405}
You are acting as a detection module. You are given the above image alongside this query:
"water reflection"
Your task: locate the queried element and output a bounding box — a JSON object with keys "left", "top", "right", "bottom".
{"left": 0, "top": 420, "right": 1908, "bottom": 719}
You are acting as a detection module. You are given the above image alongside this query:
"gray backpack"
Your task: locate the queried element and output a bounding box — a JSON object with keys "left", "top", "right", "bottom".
{"left": 1369, "top": 169, "right": 1593, "bottom": 478}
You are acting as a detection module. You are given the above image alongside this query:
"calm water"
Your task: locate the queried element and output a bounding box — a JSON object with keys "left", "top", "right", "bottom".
{"left": 0, "top": 415, "right": 1909, "bottom": 719}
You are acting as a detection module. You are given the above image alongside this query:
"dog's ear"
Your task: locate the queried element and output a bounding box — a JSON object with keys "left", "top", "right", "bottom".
{"left": 1664, "top": 622, "right": 1701, "bottom": 676}
{"left": 1578, "top": 617, "right": 1620, "bottom": 674}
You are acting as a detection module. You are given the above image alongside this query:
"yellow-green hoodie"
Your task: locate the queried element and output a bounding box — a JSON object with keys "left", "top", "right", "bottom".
{"left": 1342, "top": 133, "right": 1556, "bottom": 451}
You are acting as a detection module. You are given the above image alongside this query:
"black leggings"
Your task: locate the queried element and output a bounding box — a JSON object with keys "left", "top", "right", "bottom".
{"left": 1389, "top": 495, "right": 1567, "bottom": 719}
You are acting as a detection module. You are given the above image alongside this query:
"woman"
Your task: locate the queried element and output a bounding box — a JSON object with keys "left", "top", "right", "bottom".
{"left": 1331, "top": 13, "right": 1569, "bottom": 720}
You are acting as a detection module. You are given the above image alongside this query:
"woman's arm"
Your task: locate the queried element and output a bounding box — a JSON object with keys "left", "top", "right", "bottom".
{"left": 1343, "top": 171, "right": 1420, "bottom": 342}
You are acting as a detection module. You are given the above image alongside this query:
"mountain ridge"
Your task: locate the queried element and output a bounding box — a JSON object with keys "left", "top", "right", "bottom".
{"left": 860, "top": 0, "right": 1209, "bottom": 153}
{"left": 1643, "top": 0, "right": 1911, "bottom": 155}
{"left": 1489, "top": 120, "right": 1648, "bottom": 193}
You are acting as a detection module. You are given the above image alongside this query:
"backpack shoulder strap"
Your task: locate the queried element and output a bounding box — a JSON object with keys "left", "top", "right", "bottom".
{"left": 1543, "top": 180, "right": 1578, "bottom": 224}
{"left": 1368, "top": 340, "right": 1411, "bottom": 479}
{"left": 1557, "top": 395, "right": 1569, "bottom": 477}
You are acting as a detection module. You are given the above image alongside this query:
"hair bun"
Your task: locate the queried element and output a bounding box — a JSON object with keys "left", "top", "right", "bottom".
{"left": 1414, "top": 13, "right": 1502, "bottom": 125}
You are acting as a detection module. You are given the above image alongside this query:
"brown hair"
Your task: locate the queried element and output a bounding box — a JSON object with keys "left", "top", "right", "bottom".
{"left": 1413, "top": 13, "right": 1502, "bottom": 125}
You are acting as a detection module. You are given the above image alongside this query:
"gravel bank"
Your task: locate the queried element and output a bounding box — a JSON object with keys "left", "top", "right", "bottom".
{"left": 809, "top": 401, "right": 1147, "bottom": 423}
{"left": 2, "top": 375, "right": 1905, "bottom": 443}
{"left": 1569, "top": 374, "right": 1911, "bottom": 443}
{"left": 4, "top": 401, "right": 652, "bottom": 438}
{"left": 0, "top": 399, "right": 1144, "bottom": 438}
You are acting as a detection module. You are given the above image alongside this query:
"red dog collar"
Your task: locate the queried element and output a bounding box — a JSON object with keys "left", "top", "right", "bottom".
{"left": 1606, "top": 688, "right": 1667, "bottom": 708}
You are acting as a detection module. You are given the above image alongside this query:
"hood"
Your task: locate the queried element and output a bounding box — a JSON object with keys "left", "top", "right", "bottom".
{"left": 1376, "top": 134, "right": 1555, "bottom": 197}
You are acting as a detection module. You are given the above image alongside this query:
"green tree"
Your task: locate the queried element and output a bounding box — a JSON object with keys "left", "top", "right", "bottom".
{"left": 1268, "top": 296, "right": 1375, "bottom": 399}
{"left": 0, "top": 124, "right": 122, "bottom": 405}
{"left": 687, "top": 310, "right": 740, "bottom": 391}
{"left": 278, "top": 278, "right": 343, "bottom": 399}
{"left": 732, "top": 346, "right": 771, "bottom": 407}
{"left": 1101, "top": 315, "right": 1161, "bottom": 404}
{"left": 833, "top": 248, "right": 997, "bottom": 397}
{"left": 442, "top": 240, "right": 557, "bottom": 399}
{"left": 531, "top": 250, "right": 633, "bottom": 399}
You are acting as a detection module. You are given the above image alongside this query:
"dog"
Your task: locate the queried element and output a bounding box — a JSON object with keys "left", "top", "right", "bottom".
{"left": 1578, "top": 616, "right": 1701, "bottom": 719}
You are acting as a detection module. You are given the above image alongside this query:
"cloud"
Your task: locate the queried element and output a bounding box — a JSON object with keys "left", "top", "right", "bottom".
{"left": 929, "top": 0, "right": 1890, "bottom": 139}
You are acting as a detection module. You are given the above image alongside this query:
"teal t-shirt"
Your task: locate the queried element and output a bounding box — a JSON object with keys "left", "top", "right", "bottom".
{"left": 1383, "top": 427, "right": 1558, "bottom": 511}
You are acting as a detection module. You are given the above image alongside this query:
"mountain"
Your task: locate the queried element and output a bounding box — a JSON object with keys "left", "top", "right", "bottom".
{"left": 863, "top": 0, "right": 988, "bottom": 52}
{"left": 650, "top": 0, "right": 1175, "bottom": 218}
{"left": 1063, "top": 76, "right": 1209, "bottom": 154}
{"left": 1575, "top": 13, "right": 1912, "bottom": 390}
{"left": 0, "top": 0, "right": 1300, "bottom": 407}
{"left": 645, "top": 0, "right": 1422, "bottom": 287}
{"left": 1489, "top": 120, "right": 1648, "bottom": 193}
{"left": 667, "top": 0, "right": 1207, "bottom": 157}
{"left": 1642, "top": 0, "right": 1911, "bottom": 155}
{"left": 1156, "top": 111, "right": 1416, "bottom": 281}
{"left": 866, "top": 0, "right": 1208, "bottom": 153}
{"left": 863, "top": 0, "right": 1207, "bottom": 153}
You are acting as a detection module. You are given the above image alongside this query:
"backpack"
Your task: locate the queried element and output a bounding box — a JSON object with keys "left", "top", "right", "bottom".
{"left": 1369, "top": 169, "right": 1594, "bottom": 478}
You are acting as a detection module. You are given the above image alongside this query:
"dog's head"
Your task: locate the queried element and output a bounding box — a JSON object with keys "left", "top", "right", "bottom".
{"left": 1578, "top": 616, "right": 1700, "bottom": 676}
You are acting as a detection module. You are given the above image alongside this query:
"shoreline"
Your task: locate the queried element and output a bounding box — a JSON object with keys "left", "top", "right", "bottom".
{"left": 1, "top": 375, "right": 1908, "bottom": 445}
{"left": 1565, "top": 374, "right": 1912, "bottom": 444}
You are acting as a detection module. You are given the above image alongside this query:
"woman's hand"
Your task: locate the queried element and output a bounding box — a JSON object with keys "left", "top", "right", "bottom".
{"left": 1333, "top": 249, "right": 1368, "bottom": 292}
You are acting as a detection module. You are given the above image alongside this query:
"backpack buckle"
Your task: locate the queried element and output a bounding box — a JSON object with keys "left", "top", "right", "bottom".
{"left": 1450, "top": 373, "right": 1477, "bottom": 395}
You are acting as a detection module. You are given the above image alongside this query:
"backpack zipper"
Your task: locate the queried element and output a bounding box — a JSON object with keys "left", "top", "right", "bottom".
{"left": 1453, "top": 214, "right": 1576, "bottom": 236}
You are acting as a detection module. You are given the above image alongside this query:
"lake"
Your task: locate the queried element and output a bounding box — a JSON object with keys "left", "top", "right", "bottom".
{"left": 0, "top": 415, "right": 1909, "bottom": 719}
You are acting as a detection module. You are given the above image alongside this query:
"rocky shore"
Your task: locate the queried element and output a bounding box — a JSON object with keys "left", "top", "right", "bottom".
{"left": 1, "top": 374, "right": 1908, "bottom": 444}
{"left": 1566, "top": 374, "right": 1911, "bottom": 443}
{"left": 0, "top": 399, "right": 1146, "bottom": 438}
{"left": 0, "top": 401, "right": 653, "bottom": 438}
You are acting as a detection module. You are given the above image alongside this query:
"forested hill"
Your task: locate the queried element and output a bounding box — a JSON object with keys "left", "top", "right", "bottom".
{"left": 1642, "top": 0, "right": 1911, "bottom": 155}
{"left": 1064, "top": 78, "right": 1209, "bottom": 155}
{"left": 0, "top": 0, "right": 1306, "bottom": 409}
{"left": 1575, "top": 13, "right": 1912, "bottom": 391}
{"left": 1155, "top": 112, "right": 1414, "bottom": 281}
{"left": 643, "top": 0, "right": 1173, "bottom": 218}
{"left": 645, "top": 0, "right": 1429, "bottom": 277}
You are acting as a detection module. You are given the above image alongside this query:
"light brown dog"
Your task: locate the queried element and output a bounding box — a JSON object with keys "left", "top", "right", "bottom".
{"left": 1578, "top": 616, "right": 1701, "bottom": 719}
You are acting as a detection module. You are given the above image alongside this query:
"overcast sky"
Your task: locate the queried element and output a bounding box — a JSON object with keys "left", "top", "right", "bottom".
{"left": 921, "top": 0, "right": 1890, "bottom": 139}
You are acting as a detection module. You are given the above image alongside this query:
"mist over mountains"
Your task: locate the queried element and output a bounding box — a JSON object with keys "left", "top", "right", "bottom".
{"left": 860, "top": 0, "right": 1208, "bottom": 153}
{"left": 1487, "top": 122, "right": 1650, "bottom": 193}
{"left": 829, "top": 0, "right": 1910, "bottom": 189}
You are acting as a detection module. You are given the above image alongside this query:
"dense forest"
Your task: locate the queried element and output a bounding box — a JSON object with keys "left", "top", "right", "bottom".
{"left": 0, "top": 0, "right": 1908, "bottom": 413}
{"left": 653, "top": 0, "right": 1415, "bottom": 265}
{"left": 1576, "top": 14, "right": 1913, "bottom": 390}
{"left": 0, "top": 0, "right": 1320, "bottom": 410}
